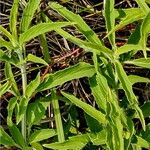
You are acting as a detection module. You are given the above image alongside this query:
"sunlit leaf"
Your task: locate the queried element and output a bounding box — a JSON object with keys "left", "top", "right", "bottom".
{"left": 0, "top": 82, "right": 11, "bottom": 98}
{"left": 29, "top": 129, "right": 56, "bottom": 144}
{"left": 19, "top": 22, "right": 75, "bottom": 45}
{"left": 27, "top": 54, "right": 48, "bottom": 66}
{"left": 37, "top": 62, "right": 96, "bottom": 91}
{"left": 20, "top": 0, "right": 41, "bottom": 32}
{"left": 43, "top": 134, "right": 90, "bottom": 149}
{"left": 125, "top": 58, "right": 150, "bottom": 69}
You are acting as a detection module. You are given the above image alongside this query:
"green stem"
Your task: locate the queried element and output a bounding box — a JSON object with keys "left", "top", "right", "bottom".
{"left": 52, "top": 90, "right": 65, "bottom": 143}
{"left": 19, "top": 48, "right": 27, "bottom": 142}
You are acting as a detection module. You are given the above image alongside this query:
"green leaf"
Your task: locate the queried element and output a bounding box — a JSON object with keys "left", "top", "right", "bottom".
{"left": 31, "top": 143, "right": 44, "bottom": 150}
{"left": 0, "top": 37, "right": 14, "bottom": 50}
{"left": 43, "top": 134, "right": 90, "bottom": 150}
{"left": 115, "top": 44, "right": 142, "bottom": 56}
{"left": 140, "top": 11, "right": 150, "bottom": 57}
{"left": 0, "top": 50, "right": 19, "bottom": 65}
{"left": 0, "top": 25, "right": 14, "bottom": 44}
{"left": 135, "top": 0, "right": 149, "bottom": 14}
{"left": 115, "top": 61, "right": 145, "bottom": 130}
{"left": 26, "top": 101, "right": 46, "bottom": 125}
{"left": 9, "top": 124, "right": 26, "bottom": 148}
{"left": 136, "top": 136, "right": 150, "bottom": 149}
{"left": 25, "top": 72, "right": 40, "bottom": 98}
{"left": 29, "top": 129, "right": 56, "bottom": 144}
{"left": 128, "top": 75, "right": 150, "bottom": 85}
{"left": 141, "top": 101, "right": 150, "bottom": 117}
{"left": 62, "top": 92, "right": 106, "bottom": 124}
{"left": 27, "top": 54, "right": 48, "bottom": 66}
{"left": 0, "top": 126, "right": 17, "bottom": 147}
{"left": 89, "top": 76, "right": 106, "bottom": 111}
{"left": 7, "top": 97, "right": 17, "bottom": 126}
{"left": 5, "top": 62, "right": 20, "bottom": 96}
{"left": 103, "top": 0, "right": 115, "bottom": 48}
{"left": 9, "top": 0, "right": 19, "bottom": 38}
{"left": 20, "top": 0, "right": 41, "bottom": 32}
{"left": 16, "top": 97, "right": 29, "bottom": 124}
{"left": 37, "top": 62, "right": 96, "bottom": 91}
{"left": 49, "top": 2, "right": 102, "bottom": 45}
{"left": 125, "top": 58, "right": 150, "bottom": 69}
{"left": 88, "top": 130, "right": 106, "bottom": 145}
{"left": 19, "top": 22, "right": 75, "bottom": 45}
{"left": 106, "top": 8, "right": 145, "bottom": 38}
{"left": 0, "top": 82, "right": 11, "bottom": 97}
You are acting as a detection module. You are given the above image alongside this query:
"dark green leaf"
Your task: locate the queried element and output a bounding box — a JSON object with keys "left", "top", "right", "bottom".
{"left": 0, "top": 126, "right": 17, "bottom": 147}
{"left": 62, "top": 92, "right": 106, "bottom": 124}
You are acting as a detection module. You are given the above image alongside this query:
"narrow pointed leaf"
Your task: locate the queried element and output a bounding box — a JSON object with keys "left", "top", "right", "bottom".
{"left": 27, "top": 54, "right": 48, "bottom": 66}
{"left": 125, "top": 58, "right": 150, "bottom": 69}
{"left": 25, "top": 72, "right": 40, "bottom": 98}
{"left": 19, "top": 22, "right": 75, "bottom": 45}
{"left": 9, "top": 0, "right": 19, "bottom": 38}
{"left": 62, "top": 92, "right": 106, "bottom": 124}
{"left": 20, "top": 0, "right": 41, "bottom": 32}
{"left": 0, "top": 37, "right": 13, "bottom": 50}
{"left": 43, "top": 134, "right": 90, "bottom": 150}
{"left": 49, "top": 2, "right": 102, "bottom": 45}
{"left": 37, "top": 62, "right": 96, "bottom": 91}
{"left": 140, "top": 11, "right": 150, "bottom": 57}
{"left": 29, "top": 129, "right": 56, "bottom": 144}
{"left": 128, "top": 75, "right": 150, "bottom": 85}
{"left": 103, "top": 0, "right": 115, "bottom": 47}
{"left": 0, "top": 126, "right": 17, "bottom": 147}
{"left": 16, "top": 97, "right": 29, "bottom": 124}
{"left": 0, "top": 82, "right": 11, "bottom": 97}
{"left": 135, "top": 0, "right": 149, "bottom": 14}
{"left": 5, "top": 62, "right": 20, "bottom": 96}
{"left": 7, "top": 97, "right": 17, "bottom": 126}
{"left": 9, "top": 124, "right": 26, "bottom": 148}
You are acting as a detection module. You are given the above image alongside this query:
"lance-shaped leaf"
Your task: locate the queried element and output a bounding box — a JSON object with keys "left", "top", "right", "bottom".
{"left": 0, "top": 126, "right": 18, "bottom": 147}
{"left": 115, "top": 44, "right": 142, "bottom": 56}
{"left": 43, "top": 134, "right": 90, "bottom": 150}
{"left": 9, "top": 0, "right": 19, "bottom": 38}
{"left": 5, "top": 62, "right": 20, "bottom": 96}
{"left": 0, "top": 50, "right": 19, "bottom": 66}
{"left": 115, "top": 61, "right": 145, "bottom": 130}
{"left": 135, "top": 0, "right": 149, "bottom": 14}
{"left": 7, "top": 97, "right": 17, "bottom": 126}
{"left": 103, "top": 0, "right": 115, "bottom": 48}
{"left": 0, "top": 82, "right": 11, "bottom": 97}
{"left": 16, "top": 97, "right": 29, "bottom": 124}
{"left": 125, "top": 58, "right": 150, "bottom": 69}
{"left": 9, "top": 124, "right": 26, "bottom": 148}
{"left": 20, "top": 0, "right": 41, "bottom": 32}
{"left": 27, "top": 54, "right": 48, "bottom": 66}
{"left": 140, "top": 11, "right": 150, "bottom": 58}
{"left": 19, "top": 22, "right": 75, "bottom": 45}
{"left": 0, "top": 37, "right": 14, "bottom": 50}
{"left": 105, "top": 8, "right": 145, "bottom": 38}
{"left": 62, "top": 92, "right": 106, "bottom": 124}
{"left": 37, "top": 62, "right": 96, "bottom": 91}
{"left": 49, "top": 2, "right": 102, "bottom": 45}
{"left": 0, "top": 25, "right": 14, "bottom": 43}
{"left": 29, "top": 129, "right": 56, "bottom": 144}
{"left": 128, "top": 75, "right": 150, "bottom": 85}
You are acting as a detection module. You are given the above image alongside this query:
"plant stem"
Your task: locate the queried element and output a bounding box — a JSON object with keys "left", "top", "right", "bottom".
{"left": 19, "top": 48, "right": 27, "bottom": 142}
{"left": 52, "top": 89, "right": 65, "bottom": 143}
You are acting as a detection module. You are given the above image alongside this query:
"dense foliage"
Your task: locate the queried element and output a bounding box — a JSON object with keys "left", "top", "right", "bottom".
{"left": 0, "top": 0, "right": 150, "bottom": 149}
